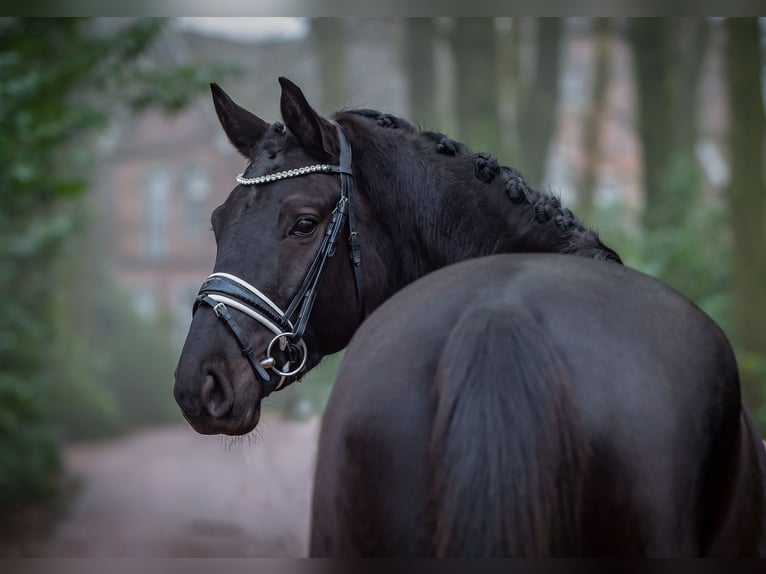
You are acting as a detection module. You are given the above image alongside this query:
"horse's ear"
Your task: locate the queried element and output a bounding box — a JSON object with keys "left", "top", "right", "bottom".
{"left": 210, "top": 83, "right": 269, "bottom": 157}
{"left": 279, "top": 76, "right": 336, "bottom": 160}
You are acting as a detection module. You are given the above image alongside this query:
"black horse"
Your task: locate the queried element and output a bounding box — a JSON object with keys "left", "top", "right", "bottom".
{"left": 173, "top": 78, "right": 766, "bottom": 556}
{"left": 312, "top": 254, "right": 766, "bottom": 557}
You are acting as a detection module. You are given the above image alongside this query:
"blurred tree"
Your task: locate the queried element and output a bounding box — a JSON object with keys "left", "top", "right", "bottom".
{"left": 724, "top": 18, "right": 766, "bottom": 389}
{"left": 0, "top": 17, "right": 221, "bottom": 510}
{"left": 452, "top": 18, "right": 500, "bottom": 154}
{"left": 626, "top": 18, "right": 766, "bottom": 430}
{"left": 405, "top": 18, "right": 562, "bottom": 186}
{"left": 496, "top": 18, "right": 563, "bottom": 187}
{"left": 46, "top": 228, "right": 182, "bottom": 440}
{"left": 626, "top": 18, "right": 727, "bottom": 311}
{"left": 515, "top": 18, "right": 563, "bottom": 188}
{"left": 628, "top": 18, "right": 709, "bottom": 232}
{"left": 312, "top": 18, "right": 347, "bottom": 113}
{"left": 496, "top": 17, "right": 520, "bottom": 162}
{"left": 404, "top": 18, "right": 438, "bottom": 129}
{"left": 579, "top": 18, "right": 612, "bottom": 224}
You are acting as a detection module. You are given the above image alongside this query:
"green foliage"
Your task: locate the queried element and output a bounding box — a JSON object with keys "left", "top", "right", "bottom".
{"left": 92, "top": 298, "right": 181, "bottom": 432}
{"left": 45, "top": 232, "right": 181, "bottom": 440}
{"left": 0, "top": 17, "right": 225, "bottom": 510}
{"left": 592, "top": 150, "right": 730, "bottom": 326}
{"left": 637, "top": 202, "right": 731, "bottom": 329}
{"left": 0, "top": 371, "right": 61, "bottom": 507}
{"left": 266, "top": 351, "right": 344, "bottom": 421}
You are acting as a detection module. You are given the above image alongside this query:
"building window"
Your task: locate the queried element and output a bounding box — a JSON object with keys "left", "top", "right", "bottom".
{"left": 184, "top": 167, "right": 210, "bottom": 241}
{"left": 144, "top": 167, "right": 171, "bottom": 260}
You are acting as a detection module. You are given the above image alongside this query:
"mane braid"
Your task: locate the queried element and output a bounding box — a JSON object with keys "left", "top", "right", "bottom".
{"left": 345, "top": 109, "right": 416, "bottom": 132}
{"left": 335, "top": 110, "right": 621, "bottom": 267}
{"left": 497, "top": 166, "right": 620, "bottom": 262}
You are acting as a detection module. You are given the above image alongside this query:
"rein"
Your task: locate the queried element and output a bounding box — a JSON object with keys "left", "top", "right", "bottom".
{"left": 193, "top": 121, "right": 365, "bottom": 397}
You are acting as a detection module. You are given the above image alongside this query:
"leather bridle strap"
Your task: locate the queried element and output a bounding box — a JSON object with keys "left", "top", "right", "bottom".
{"left": 283, "top": 120, "right": 365, "bottom": 337}
{"left": 331, "top": 119, "right": 366, "bottom": 323}
{"left": 196, "top": 294, "right": 273, "bottom": 384}
{"left": 193, "top": 273, "right": 299, "bottom": 396}
{"left": 196, "top": 273, "right": 293, "bottom": 335}
{"left": 283, "top": 190, "right": 348, "bottom": 341}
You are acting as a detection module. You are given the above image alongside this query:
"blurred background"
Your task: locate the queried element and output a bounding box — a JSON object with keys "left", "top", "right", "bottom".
{"left": 1, "top": 17, "right": 765, "bottom": 557}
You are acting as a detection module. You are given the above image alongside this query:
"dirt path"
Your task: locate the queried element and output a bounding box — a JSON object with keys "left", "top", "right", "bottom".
{"left": 39, "top": 415, "right": 320, "bottom": 557}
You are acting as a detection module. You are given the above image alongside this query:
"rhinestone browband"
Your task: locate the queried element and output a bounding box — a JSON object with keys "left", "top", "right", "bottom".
{"left": 236, "top": 164, "right": 335, "bottom": 186}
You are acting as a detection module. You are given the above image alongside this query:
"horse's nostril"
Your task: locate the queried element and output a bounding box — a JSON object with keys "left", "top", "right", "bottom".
{"left": 201, "top": 372, "right": 234, "bottom": 419}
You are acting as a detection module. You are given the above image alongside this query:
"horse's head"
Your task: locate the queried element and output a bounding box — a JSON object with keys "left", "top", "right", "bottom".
{"left": 174, "top": 75, "right": 623, "bottom": 436}
{"left": 174, "top": 78, "right": 368, "bottom": 435}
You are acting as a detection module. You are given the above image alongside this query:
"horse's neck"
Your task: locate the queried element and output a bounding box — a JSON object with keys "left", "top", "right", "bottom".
{"left": 362, "top": 157, "right": 615, "bottom": 288}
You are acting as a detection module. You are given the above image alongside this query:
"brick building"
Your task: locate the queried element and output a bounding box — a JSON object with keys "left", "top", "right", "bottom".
{"left": 98, "top": 104, "right": 243, "bottom": 346}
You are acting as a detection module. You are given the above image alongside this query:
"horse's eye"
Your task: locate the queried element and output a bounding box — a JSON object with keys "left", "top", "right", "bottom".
{"left": 291, "top": 217, "right": 319, "bottom": 237}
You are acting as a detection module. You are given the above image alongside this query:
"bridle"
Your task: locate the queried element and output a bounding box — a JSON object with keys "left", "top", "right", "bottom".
{"left": 192, "top": 120, "right": 365, "bottom": 397}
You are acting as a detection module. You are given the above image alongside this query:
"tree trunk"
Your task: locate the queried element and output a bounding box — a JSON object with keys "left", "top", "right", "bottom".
{"left": 312, "top": 18, "right": 346, "bottom": 114}
{"left": 628, "top": 18, "right": 708, "bottom": 232}
{"left": 579, "top": 18, "right": 612, "bottom": 224}
{"left": 404, "top": 18, "right": 438, "bottom": 129}
{"left": 516, "top": 18, "right": 563, "bottom": 188}
{"left": 496, "top": 17, "right": 522, "bottom": 164}
{"left": 724, "top": 17, "right": 766, "bottom": 354}
{"left": 452, "top": 18, "right": 500, "bottom": 153}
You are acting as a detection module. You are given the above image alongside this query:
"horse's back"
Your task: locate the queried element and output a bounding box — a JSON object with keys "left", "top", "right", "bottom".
{"left": 311, "top": 254, "right": 765, "bottom": 556}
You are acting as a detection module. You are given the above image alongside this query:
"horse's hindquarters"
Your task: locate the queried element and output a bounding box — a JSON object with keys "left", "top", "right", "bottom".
{"left": 310, "top": 347, "right": 437, "bottom": 557}
{"left": 311, "top": 254, "right": 763, "bottom": 557}
{"left": 702, "top": 408, "right": 766, "bottom": 556}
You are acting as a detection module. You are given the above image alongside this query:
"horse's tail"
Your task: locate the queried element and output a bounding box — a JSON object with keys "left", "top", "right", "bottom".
{"left": 431, "top": 304, "right": 589, "bottom": 557}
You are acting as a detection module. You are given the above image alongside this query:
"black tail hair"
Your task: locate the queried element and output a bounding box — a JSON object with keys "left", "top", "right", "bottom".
{"left": 431, "top": 304, "right": 589, "bottom": 556}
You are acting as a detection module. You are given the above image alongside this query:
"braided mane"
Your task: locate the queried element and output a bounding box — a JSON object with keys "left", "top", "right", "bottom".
{"left": 338, "top": 108, "right": 621, "bottom": 266}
